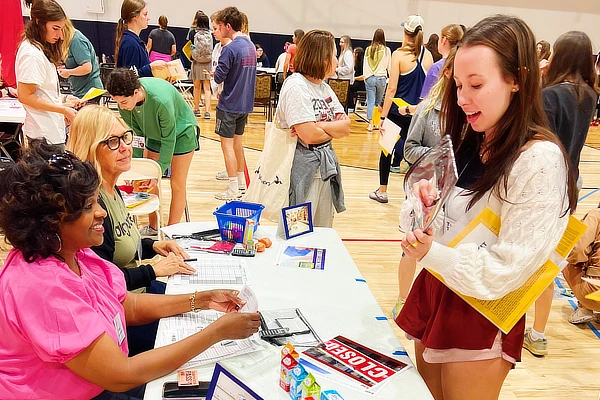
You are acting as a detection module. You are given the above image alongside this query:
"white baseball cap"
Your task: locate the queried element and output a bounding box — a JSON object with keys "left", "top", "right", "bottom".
{"left": 402, "top": 15, "right": 424, "bottom": 33}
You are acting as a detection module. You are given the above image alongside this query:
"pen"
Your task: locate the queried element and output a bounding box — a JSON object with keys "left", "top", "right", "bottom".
{"left": 183, "top": 258, "right": 197, "bottom": 262}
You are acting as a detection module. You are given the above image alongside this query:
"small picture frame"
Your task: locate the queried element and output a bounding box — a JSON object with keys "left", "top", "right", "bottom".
{"left": 281, "top": 202, "right": 313, "bottom": 239}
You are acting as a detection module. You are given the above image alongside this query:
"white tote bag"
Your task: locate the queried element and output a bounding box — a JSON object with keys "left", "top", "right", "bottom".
{"left": 245, "top": 116, "right": 297, "bottom": 222}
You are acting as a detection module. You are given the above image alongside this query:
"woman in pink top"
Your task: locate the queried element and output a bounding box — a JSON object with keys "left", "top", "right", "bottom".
{"left": 0, "top": 139, "right": 261, "bottom": 399}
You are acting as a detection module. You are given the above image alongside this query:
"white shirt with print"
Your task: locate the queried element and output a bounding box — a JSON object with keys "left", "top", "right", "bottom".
{"left": 278, "top": 73, "right": 345, "bottom": 129}
{"left": 16, "top": 40, "right": 65, "bottom": 144}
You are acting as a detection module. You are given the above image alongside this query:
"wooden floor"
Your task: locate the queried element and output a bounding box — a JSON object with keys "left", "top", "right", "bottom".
{"left": 4, "top": 107, "right": 600, "bottom": 398}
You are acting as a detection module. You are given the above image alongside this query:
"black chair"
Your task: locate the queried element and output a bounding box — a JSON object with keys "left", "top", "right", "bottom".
{"left": 0, "top": 122, "right": 23, "bottom": 161}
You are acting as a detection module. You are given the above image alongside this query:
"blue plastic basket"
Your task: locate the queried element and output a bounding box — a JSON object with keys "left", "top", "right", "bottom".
{"left": 213, "top": 201, "right": 265, "bottom": 243}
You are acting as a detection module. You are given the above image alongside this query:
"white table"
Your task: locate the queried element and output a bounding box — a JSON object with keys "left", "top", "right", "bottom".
{"left": 0, "top": 98, "right": 26, "bottom": 124}
{"left": 144, "top": 223, "right": 433, "bottom": 400}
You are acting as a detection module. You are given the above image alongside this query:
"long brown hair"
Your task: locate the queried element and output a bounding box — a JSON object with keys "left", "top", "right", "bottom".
{"left": 114, "top": 0, "right": 146, "bottom": 62}
{"left": 402, "top": 28, "right": 424, "bottom": 61}
{"left": 367, "top": 29, "right": 386, "bottom": 61}
{"left": 537, "top": 40, "right": 551, "bottom": 61}
{"left": 441, "top": 14, "right": 577, "bottom": 213}
{"left": 544, "top": 31, "right": 600, "bottom": 104}
{"left": 23, "top": 0, "right": 71, "bottom": 66}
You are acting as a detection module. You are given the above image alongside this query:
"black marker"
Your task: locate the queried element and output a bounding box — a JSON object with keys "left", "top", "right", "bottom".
{"left": 183, "top": 258, "right": 197, "bottom": 262}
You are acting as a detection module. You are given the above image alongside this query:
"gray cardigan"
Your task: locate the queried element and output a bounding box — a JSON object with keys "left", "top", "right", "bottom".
{"left": 404, "top": 98, "right": 442, "bottom": 164}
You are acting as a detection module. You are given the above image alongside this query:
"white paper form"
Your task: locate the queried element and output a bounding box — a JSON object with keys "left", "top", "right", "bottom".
{"left": 378, "top": 118, "right": 401, "bottom": 156}
{"left": 173, "top": 258, "right": 249, "bottom": 286}
{"left": 157, "top": 311, "right": 263, "bottom": 368}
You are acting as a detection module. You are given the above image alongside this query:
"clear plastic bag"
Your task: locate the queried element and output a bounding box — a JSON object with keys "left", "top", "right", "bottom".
{"left": 403, "top": 135, "right": 458, "bottom": 231}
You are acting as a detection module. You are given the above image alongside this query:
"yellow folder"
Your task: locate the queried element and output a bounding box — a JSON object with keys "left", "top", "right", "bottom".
{"left": 81, "top": 87, "right": 107, "bottom": 101}
{"left": 182, "top": 40, "right": 193, "bottom": 62}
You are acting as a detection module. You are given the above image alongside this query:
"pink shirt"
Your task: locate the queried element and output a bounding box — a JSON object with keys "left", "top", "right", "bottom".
{"left": 0, "top": 248, "right": 128, "bottom": 399}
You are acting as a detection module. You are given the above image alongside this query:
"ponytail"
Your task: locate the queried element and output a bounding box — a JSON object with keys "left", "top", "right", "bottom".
{"left": 403, "top": 27, "right": 423, "bottom": 61}
{"left": 114, "top": 18, "right": 126, "bottom": 63}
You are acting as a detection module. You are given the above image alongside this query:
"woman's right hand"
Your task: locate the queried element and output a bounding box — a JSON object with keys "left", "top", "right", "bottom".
{"left": 150, "top": 60, "right": 168, "bottom": 71}
{"left": 63, "top": 107, "right": 77, "bottom": 124}
{"left": 152, "top": 253, "right": 195, "bottom": 277}
{"left": 211, "top": 312, "right": 261, "bottom": 340}
{"left": 412, "top": 179, "right": 438, "bottom": 208}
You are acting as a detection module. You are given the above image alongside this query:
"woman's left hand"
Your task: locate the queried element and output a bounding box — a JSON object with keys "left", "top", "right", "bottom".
{"left": 206, "top": 290, "right": 245, "bottom": 313}
{"left": 152, "top": 239, "right": 190, "bottom": 259}
{"left": 401, "top": 228, "right": 434, "bottom": 261}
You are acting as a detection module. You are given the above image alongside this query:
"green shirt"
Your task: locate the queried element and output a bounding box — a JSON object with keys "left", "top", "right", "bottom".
{"left": 100, "top": 186, "right": 141, "bottom": 271}
{"left": 65, "top": 30, "right": 103, "bottom": 98}
{"left": 119, "top": 78, "right": 199, "bottom": 173}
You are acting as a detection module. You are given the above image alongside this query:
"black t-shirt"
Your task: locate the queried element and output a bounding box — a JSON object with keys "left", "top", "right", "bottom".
{"left": 543, "top": 83, "right": 598, "bottom": 175}
{"left": 148, "top": 28, "right": 176, "bottom": 55}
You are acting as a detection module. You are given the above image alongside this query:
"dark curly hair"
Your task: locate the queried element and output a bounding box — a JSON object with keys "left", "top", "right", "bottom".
{"left": 0, "top": 139, "right": 100, "bottom": 262}
{"left": 105, "top": 68, "right": 141, "bottom": 97}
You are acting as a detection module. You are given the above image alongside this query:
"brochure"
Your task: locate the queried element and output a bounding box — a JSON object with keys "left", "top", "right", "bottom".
{"left": 302, "top": 335, "right": 409, "bottom": 395}
{"left": 153, "top": 59, "right": 188, "bottom": 81}
{"left": 277, "top": 245, "right": 326, "bottom": 270}
{"left": 81, "top": 87, "right": 107, "bottom": 101}
{"left": 378, "top": 117, "right": 401, "bottom": 156}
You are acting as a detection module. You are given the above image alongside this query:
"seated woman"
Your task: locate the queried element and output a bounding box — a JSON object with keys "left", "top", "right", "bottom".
{"left": 564, "top": 208, "right": 600, "bottom": 324}
{"left": 67, "top": 105, "right": 194, "bottom": 294}
{"left": 106, "top": 68, "right": 199, "bottom": 234}
{"left": 0, "top": 139, "right": 260, "bottom": 400}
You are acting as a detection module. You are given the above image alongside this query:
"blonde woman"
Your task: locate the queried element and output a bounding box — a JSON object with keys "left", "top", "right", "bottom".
{"left": 16, "top": 0, "right": 76, "bottom": 148}
{"left": 67, "top": 105, "right": 195, "bottom": 354}
{"left": 363, "top": 28, "right": 391, "bottom": 131}
{"left": 336, "top": 35, "right": 354, "bottom": 81}
{"left": 420, "top": 24, "right": 463, "bottom": 100}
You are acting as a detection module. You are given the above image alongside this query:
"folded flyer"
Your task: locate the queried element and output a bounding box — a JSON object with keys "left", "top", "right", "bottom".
{"left": 276, "top": 246, "right": 326, "bottom": 270}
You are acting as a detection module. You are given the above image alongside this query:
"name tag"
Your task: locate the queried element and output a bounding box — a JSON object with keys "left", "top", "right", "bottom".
{"left": 113, "top": 313, "right": 126, "bottom": 345}
{"left": 132, "top": 135, "right": 145, "bottom": 149}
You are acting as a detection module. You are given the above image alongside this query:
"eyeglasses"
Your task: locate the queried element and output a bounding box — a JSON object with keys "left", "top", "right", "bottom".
{"left": 101, "top": 130, "right": 134, "bottom": 150}
{"left": 47, "top": 151, "right": 78, "bottom": 172}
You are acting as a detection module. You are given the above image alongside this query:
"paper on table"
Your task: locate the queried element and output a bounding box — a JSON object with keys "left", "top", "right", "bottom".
{"left": 378, "top": 117, "right": 401, "bottom": 156}
{"left": 238, "top": 285, "right": 258, "bottom": 313}
{"left": 81, "top": 87, "right": 107, "bottom": 101}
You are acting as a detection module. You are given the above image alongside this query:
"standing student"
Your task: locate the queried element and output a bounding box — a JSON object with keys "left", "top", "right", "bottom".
{"left": 187, "top": 10, "right": 213, "bottom": 119}
{"left": 114, "top": 0, "right": 166, "bottom": 77}
{"left": 537, "top": 39, "right": 551, "bottom": 78}
{"left": 284, "top": 29, "right": 304, "bottom": 79}
{"left": 16, "top": 0, "right": 77, "bottom": 149}
{"left": 147, "top": 15, "right": 176, "bottom": 63}
{"left": 392, "top": 51, "right": 456, "bottom": 319}
{"left": 106, "top": 69, "right": 198, "bottom": 232}
{"left": 208, "top": 11, "right": 231, "bottom": 101}
{"left": 336, "top": 35, "right": 354, "bottom": 81}
{"left": 278, "top": 30, "right": 350, "bottom": 227}
{"left": 363, "top": 28, "right": 392, "bottom": 131}
{"left": 396, "top": 15, "right": 577, "bottom": 400}
{"left": 0, "top": 54, "right": 17, "bottom": 98}
{"left": 212, "top": 7, "right": 256, "bottom": 200}
{"left": 58, "top": 24, "right": 103, "bottom": 99}
{"left": 369, "top": 15, "right": 432, "bottom": 203}
{"left": 425, "top": 33, "right": 442, "bottom": 63}
{"left": 420, "top": 24, "right": 463, "bottom": 100}
{"left": 523, "top": 30, "right": 600, "bottom": 357}
{"left": 348, "top": 46, "right": 365, "bottom": 112}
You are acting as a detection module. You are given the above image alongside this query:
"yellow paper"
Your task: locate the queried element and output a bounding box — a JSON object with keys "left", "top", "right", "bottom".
{"left": 182, "top": 40, "right": 193, "bottom": 61}
{"left": 392, "top": 97, "right": 413, "bottom": 108}
{"left": 585, "top": 290, "right": 600, "bottom": 301}
{"left": 81, "top": 87, "right": 107, "bottom": 101}
{"left": 372, "top": 106, "right": 381, "bottom": 127}
{"left": 428, "top": 209, "right": 587, "bottom": 333}
{"left": 125, "top": 198, "right": 151, "bottom": 209}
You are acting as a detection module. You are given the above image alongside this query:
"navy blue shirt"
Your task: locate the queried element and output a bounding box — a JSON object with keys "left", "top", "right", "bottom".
{"left": 117, "top": 30, "right": 152, "bottom": 77}
{"left": 214, "top": 35, "right": 256, "bottom": 114}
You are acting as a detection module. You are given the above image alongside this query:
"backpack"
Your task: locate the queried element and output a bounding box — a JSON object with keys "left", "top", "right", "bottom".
{"left": 192, "top": 29, "right": 213, "bottom": 63}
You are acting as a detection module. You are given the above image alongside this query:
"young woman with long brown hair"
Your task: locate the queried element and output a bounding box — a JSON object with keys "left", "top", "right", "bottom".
{"left": 369, "top": 15, "right": 433, "bottom": 203}
{"left": 363, "top": 28, "right": 391, "bottom": 131}
{"left": 114, "top": 0, "right": 166, "bottom": 77}
{"left": 396, "top": 15, "right": 578, "bottom": 399}
{"left": 16, "top": 0, "right": 76, "bottom": 148}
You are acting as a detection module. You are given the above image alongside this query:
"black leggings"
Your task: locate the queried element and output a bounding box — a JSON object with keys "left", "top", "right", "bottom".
{"left": 379, "top": 113, "right": 412, "bottom": 186}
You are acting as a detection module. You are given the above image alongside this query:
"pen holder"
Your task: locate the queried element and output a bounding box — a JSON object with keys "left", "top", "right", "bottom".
{"left": 214, "top": 201, "right": 265, "bottom": 243}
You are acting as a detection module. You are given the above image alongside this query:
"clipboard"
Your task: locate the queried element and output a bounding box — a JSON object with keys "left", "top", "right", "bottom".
{"left": 258, "top": 308, "right": 322, "bottom": 347}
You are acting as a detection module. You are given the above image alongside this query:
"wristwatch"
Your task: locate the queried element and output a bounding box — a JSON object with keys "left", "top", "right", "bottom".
{"left": 405, "top": 106, "right": 411, "bottom": 115}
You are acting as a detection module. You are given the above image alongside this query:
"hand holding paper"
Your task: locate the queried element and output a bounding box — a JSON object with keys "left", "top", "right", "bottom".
{"left": 238, "top": 285, "right": 259, "bottom": 313}
{"left": 207, "top": 289, "right": 248, "bottom": 313}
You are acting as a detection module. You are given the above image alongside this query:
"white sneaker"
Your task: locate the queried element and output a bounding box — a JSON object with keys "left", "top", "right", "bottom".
{"left": 215, "top": 188, "right": 242, "bottom": 201}
{"left": 139, "top": 225, "right": 158, "bottom": 238}
{"left": 215, "top": 170, "right": 229, "bottom": 181}
{"left": 568, "top": 306, "right": 596, "bottom": 324}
